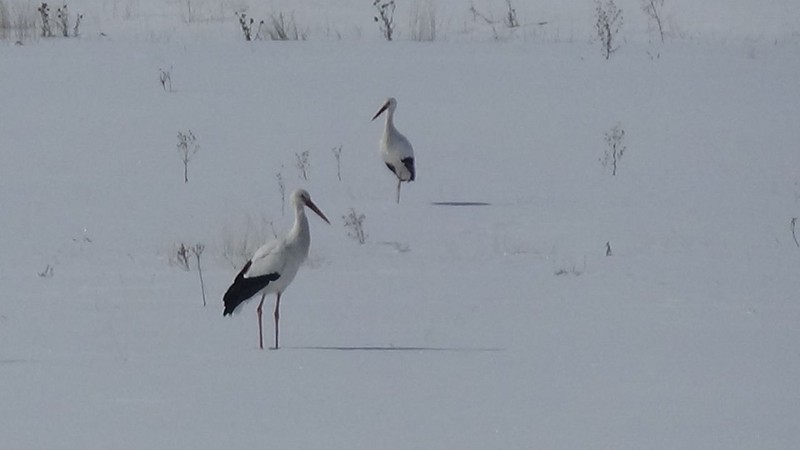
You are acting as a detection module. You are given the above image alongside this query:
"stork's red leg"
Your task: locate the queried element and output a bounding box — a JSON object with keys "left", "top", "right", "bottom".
{"left": 273, "top": 292, "right": 282, "bottom": 349}
{"left": 256, "top": 293, "right": 266, "bottom": 350}
{"left": 396, "top": 179, "right": 402, "bottom": 204}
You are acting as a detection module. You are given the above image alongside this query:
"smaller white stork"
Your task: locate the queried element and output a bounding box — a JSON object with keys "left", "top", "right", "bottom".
{"left": 372, "top": 97, "right": 416, "bottom": 203}
{"left": 223, "top": 189, "right": 330, "bottom": 350}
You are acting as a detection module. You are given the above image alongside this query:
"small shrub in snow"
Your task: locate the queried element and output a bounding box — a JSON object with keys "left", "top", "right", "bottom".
{"left": 2, "top": 3, "right": 36, "bottom": 42}
{"left": 170, "top": 243, "right": 207, "bottom": 305}
{"left": 468, "top": 1, "right": 520, "bottom": 40}
{"left": 176, "top": 129, "right": 199, "bottom": 183}
{"left": 38, "top": 264, "right": 54, "bottom": 278}
{"left": 332, "top": 145, "right": 343, "bottom": 181}
{"left": 55, "top": 4, "right": 81, "bottom": 37}
{"left": 0, "top": 1, "right": 9, "bottom": 39}
{"left": 373, "top": 0, "right": 396, "bottom": 41}
{"left": 183, "top": 0, "right": 195, "bottom": 23}
{"left": 409, "top": 0, "right": 436, "bottom": 42}
{"left": 72, "top": 8, "right": 81, "bottom": 36}
{"left": 264, "top": 12, "right": 306, "bottom": 41}
{"left": 792, "top": 217, "right": 799, "bottom": 247}
{"left": 503, "top": 0, "right": 519, "bottom": 28}
{"left": 173, "top": 243, "right": 191, "bottom": 271}
{"left": 380, "top": 240, "right": 410, "bottom": 253}
{"left": 235, "top": 11, "right": 260, "bottom": 41}
{"left": 595, "top": 0, "right": 623, "bottom": 59}
{"left": 34, "top": 3, "right": 81, "bottom": 38}
{"left": 343, "top": 208, "right": 367, "bottom": 244}
{"left": 159, "top": 66, "right": 173, "bottom": 92}
{"left": 324, "top": 21, "right": 344, "bottom": 40}
{"left": 554, "top": 257, "right": 586, "bottom": 276}
{"left": 295, "top": 150, "right": 310, "bottom": 181}
{"left": 37, "top": 2, "right": 52, "bottom": 37}
{"left": 600, "top": 124, "right": 626, "bottom": 176}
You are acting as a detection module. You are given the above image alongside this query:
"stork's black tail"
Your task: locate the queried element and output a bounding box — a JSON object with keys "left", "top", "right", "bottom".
{"left": 222, "top": 260, "right": 280, "bottom": 316}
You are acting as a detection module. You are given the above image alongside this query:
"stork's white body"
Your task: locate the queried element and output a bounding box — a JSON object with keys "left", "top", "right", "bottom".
{"left": 379, "top": 114, "right": 414, "bottom": 182}
{"left": 373, "top": 97, "right": 416, "bottom": 203}
{"left": 223, "top": 189, "right": 329, "bottom": 349}
{"left": 246, "top": 212, "right": 311, "bottom": 296}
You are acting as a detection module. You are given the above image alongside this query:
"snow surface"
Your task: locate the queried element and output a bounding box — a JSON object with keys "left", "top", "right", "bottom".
{"left": 1, "top": 1, "right": 800, "bottom": 449}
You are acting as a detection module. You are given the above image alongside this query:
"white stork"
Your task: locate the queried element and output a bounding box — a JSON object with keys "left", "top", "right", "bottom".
{"left": 372, "top": 97, "right": 415, "bottom": 203}
{"left": 223, "top": 189, "right": 330, "bottom": 349}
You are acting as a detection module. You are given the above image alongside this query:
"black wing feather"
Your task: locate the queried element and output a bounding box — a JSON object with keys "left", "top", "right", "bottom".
{"left": 222, "top": 260, "right": 280, "bottom": 316}
{"left": 386, "top": 159, "right": 415, "bottom": 182}
{"left": 401, "top": 157, "right": 415, "bottom": 181}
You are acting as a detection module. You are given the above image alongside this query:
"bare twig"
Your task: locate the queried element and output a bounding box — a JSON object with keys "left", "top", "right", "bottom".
{"left": 332, "top": 146, "right": 343, "bottom": 181}
{"left": 469, "top": 3, "right": 494, "bottom": 25}
{"left": 641, "top": 0, "right": 665, "bottom": 43}
{"left": 295, "top": 150, "right": 310, "bottom": 181}
{"left": 192, "top": 244, "right": 207, "bottom": 306}
{"left": 72, "top": 11, "right": 82, "bottom": 37}
{"left": 503, "top": 0, "right": 519, "bottom": 28}
{"left": 276, "top": 169, "right": 285, "bottom": 216}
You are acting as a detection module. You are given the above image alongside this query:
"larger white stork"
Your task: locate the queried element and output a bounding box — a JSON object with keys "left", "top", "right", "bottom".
{"left": 223, "top": 189, "right": 330, "bottom": 349}
{"left": 372, "top": 97, "right": 415, "bottom": 203}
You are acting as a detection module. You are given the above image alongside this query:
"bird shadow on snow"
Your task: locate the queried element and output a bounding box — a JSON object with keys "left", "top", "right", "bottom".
{"left": 0, "top": 359, "right": 28, "bottom": 365}
{"left": 287, "top": 346, "right": 504, "bottom": 352}
{"left": 430, "top": 202, "right": 491, "bottom": 207}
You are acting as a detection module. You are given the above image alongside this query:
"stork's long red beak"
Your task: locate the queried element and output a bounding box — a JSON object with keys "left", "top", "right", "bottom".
{"left": 305, "top": 199, "right": 331, "bottom": 224}
{"left": 371, "top": 102, "right": 389, "bottom": 121}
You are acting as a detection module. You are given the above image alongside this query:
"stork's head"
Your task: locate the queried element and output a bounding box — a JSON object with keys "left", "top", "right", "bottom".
{"left": 291, "top": 189, "right": 331, "bottom": 224}
{"left": 371, "top": 97, "right": 398, "bottom": 121}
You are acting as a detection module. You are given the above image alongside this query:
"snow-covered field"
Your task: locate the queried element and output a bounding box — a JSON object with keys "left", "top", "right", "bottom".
{"left": 2, "top": 1, "right": 799, "bottom": 448}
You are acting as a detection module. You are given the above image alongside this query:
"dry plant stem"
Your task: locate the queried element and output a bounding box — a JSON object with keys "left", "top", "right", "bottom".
{"left": 642, "top": 0, "right": 665, "bottom": 43}
{"left": 192, "top": 244, "right": 206, "bottom": 306}
{"left": 332, "top": 146, "right": 342, "bottom": 181}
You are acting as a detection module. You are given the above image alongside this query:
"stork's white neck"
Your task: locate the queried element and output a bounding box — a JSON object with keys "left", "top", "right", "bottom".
{"left": 383, "top": 108, "right": 398, "bottom": 135}
{"left": 287, "top": 204, "right": 311, "bottom": 252}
